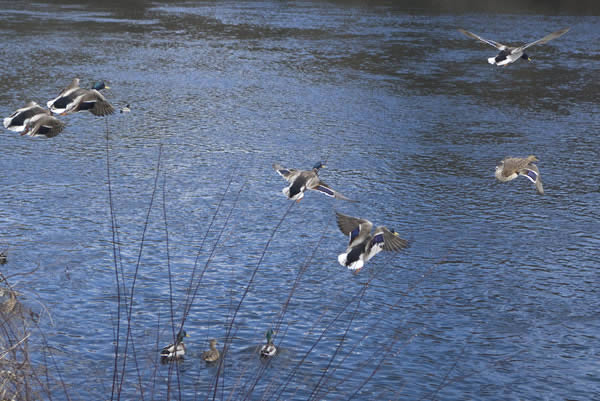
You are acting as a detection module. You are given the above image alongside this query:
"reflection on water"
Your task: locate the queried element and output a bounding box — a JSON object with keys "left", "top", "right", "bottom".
{"left": 0, "top": 1, "right": 598, "bottom": 400}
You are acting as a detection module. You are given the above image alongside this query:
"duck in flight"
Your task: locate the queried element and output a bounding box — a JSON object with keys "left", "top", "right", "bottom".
{"left": 495, "top": 155, "right": 544, "bottom": 195}
{"left": 335, "top": 212, "right": 408, "bottom": 273}
{"left": 47, "top": 78, "right": 114, "bottom": 116}
{"left": 4, "top": 101, "right": 49, "bottom": 133}
{"left": 458, "top": 27, "right": 569, "bottom": 66}
{"left": 273, "top": 162, "right": 355, "bottom": 202}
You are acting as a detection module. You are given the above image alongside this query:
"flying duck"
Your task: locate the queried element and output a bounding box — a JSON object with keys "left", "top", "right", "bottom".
{"left": 335, "top": 212, "right": 409, "bottom": 272}
{"left": 21, "top": 113, "right": 66, "bottom": 138}
{"left": 47, "top": 79, "right": 114, "bottom": 116}
{"left": 458, "top": 27, "right": 569, "bottom": 66}
{"left": 3, "top": 101, "right": 49, "bottom": 132}
{"left": 495, "top": 155, "right": 544, "bottom": 195}
{"left": 273, "top": 162, "right": 354, "bottom": 202}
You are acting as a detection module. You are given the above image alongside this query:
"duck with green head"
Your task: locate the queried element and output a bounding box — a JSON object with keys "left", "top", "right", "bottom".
{"left": 160, "top": 330, "right": 189, "bottom": 362}
{"left": 260, "top": 329, "right": 276, "bottom": 358}
{"left": 47, "top": 78, "right": 114, "bottom": 116}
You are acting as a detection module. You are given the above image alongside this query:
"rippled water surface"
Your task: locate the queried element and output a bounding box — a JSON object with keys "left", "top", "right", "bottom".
{"left": 1, "top": 1, "right": 599, "bottom": 400}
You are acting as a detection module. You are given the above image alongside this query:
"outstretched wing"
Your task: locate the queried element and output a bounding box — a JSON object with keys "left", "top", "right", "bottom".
{"left": 519, "top": 164, "right": 544, "bottom": 195}
{"left": 335, "top": 212, "right": 373, "bottom": 246}
{"left": 501, "top": 157, "right": 531, "bottom": 177}
{"left": 58, "top": 78, "right": 80, "bottom": 96}
{"left": 273, "top": 163, "right": 300, "bottom": 182}
{"left": 36, "top": 116, "right": 65, "bottom": 138}
{"left": 371, "top": 227, "right": 409, "bottom": 252}
{"left": 311, "top": 180, "right": 356, "bottom": 201}
{"left": 516, "top": 27, "right": 570, "bottom": 52}
{"left": 335, "top": 212, "right": 372, "bottom": 245}
{"left": 458, "top": 29, "right": 507, "bottom": 50}
{"left": 68, "top": 90, "right": 114, "bottom": 116}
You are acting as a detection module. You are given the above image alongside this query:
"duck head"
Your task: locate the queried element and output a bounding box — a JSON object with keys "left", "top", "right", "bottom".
{"left": 312, "top": 162, "right": 326, "bottom": 171}
{"left": 176, "top": 330, "right": 190, "bottom": 343}
{"left": 265, "top": 329, "right": 274, "bottom": 344}
{"left": 521, "top": 53, "right": 531, "bottom": 62}
{"left": 92, "top": 81, "right": 110, "bottom": 90}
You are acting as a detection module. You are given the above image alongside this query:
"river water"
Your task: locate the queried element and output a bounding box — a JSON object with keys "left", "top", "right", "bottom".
{"left": 0, "top": 1, "right": 598, "bottom": 400}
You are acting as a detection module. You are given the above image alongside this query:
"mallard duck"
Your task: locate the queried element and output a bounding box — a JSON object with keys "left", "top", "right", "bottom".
{"left": 458, "top": 27, "right": 569, "bottom": 66}
{"left": 0, "top": 249, "right": 7, "bottom": 265}
{"left": 201, "top": 339, "right": 220, "bottom": 362}
{"left": 335, "top": 212, "right": 408, "bottom": 272}
{"left": 47, "top": 78, "right": 84, "bottom": 113}
{"left": 120, "top": 104, "right": 131, "bottom": 113}
{"left": 47, "top": 79, "right": 114, "bottom": 116}
{"left": 495, "top": 155, "right": 544, "bottom": 195}
{"left": 3, "top": 101, "right": 49, "bottom": 132}
{"left": 160, "top": 330, "right": 189, "bottom": 362}
{"left": 21, "top": 113, "right": 66, "bottom": 138}
{"left": 260, "top": 329, "right": 276, "bottom": 358}
{"left": 273, "top": 162, "right": 354, "bottom": 202}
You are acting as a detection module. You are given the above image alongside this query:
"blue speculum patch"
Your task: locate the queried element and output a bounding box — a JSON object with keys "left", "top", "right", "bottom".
{"left": 316, "top": 185, "right": 334, "bottom": 195}
{"left": 526, "top": 170, "right": 537, "bottom": 180}
{"left": 371, "top": 234, "right": 384, "bottom": 245}
{"left": 350, "top": 227, "right": 360, "bottom": 241}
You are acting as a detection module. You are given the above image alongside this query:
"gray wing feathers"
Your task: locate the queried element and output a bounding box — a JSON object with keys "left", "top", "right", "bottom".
{"left": 59, "top": 78, "right": 80, "bottom": 96}
{"left": 517, "top": 27, "right": 570, "bottom": 52}
{"left": 501, "top": 157, "right": 530, "bottom": 176}
{"left": 379, "top": 227, "right": 409, "bottom": 252}
{"left": 521, "top": 164, "right": 544, "bottom": 195}
{"left": 273, "top": 163, "right": 300, "bottom": 181}
{"left": 335, "top": 212, "right": 371, "bottom": 236}
{"left": 312, "top": 180, "right": 354, "bottom": 201}
{"left": 458, "top": 29, "right": 507, "bottom": 50}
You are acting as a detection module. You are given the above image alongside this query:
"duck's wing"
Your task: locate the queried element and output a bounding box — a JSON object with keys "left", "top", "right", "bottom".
{"left": 69, "top": 90, "right": 115, "bottom": 116}
{"left": 458, "top": 29, "right": 508, "bottom": 50}
{"left": 519, "top": 164, "right": 544, "bottom": 195}
{"left": 58, "top": 78, "right": 80, "bottom": 96}
{"left": 335, "top": 212, "right": 372, "bottom": 245}
{"left": 273, "top": 163, "right": 301, "bottom": 182}
{"left": 500, "top": 157, "right": 530, "bottom": 177}
{"left": 371, "top": 227, "right": 409, "bottom": 252}
{"left": 515, "top": 27, "right": 570, "bottom": 52}
{"left": 160, "top": 342, "right": 176, "bottom": 356}
{"left": 4, "top": 102, "right": 48, "bottom": 131}
{"left": 310, "top": 179, "right": 356, "bottom": 201}
{"left": 28, "top": 115, "right": 65, "bottom": 138}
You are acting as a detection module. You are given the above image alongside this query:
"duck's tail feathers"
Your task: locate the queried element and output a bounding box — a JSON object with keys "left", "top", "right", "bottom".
{"left": 3, "top": 117, "right": 13, "bottom": 129}
{"left": 535, "top": 178, "right": 544, "bottom": 195}
{"left": 337, "top": 252, "right": 347, "bottom": 267}
{"left": 487, "top": 57, "right": 496, "bottom": 65}
{"left": 346, "top": 260, "right": 364, "bottom": 271}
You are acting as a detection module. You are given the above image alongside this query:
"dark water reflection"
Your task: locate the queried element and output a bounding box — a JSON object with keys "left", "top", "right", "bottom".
{"left": 0, "top": 1, "right": 599, "bottom": 400}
